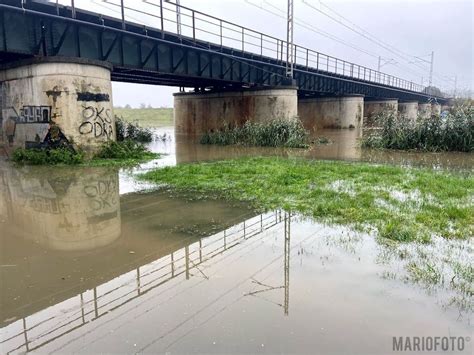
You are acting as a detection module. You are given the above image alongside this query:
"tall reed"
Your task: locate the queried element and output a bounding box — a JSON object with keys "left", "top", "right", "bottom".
{"left": 200, "top": 118, "right": 309, "bottom": 148}
{"left": 362, "top": 106, "right": 473, "bottom": 152}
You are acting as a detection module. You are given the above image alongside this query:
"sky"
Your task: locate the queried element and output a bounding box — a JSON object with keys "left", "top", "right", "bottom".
{"left": 59, "top": 0, "right": 473, "bottom": 107}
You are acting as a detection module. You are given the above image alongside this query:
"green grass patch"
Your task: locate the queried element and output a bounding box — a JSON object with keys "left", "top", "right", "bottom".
{"left": 200, "top": 118, "right": 309, "bottom": 148}
{"left": 140, "top": 157, "right": 473, "bottom": 242}
{"left": 114, "top": 107, "right": 173, "bottom": 128}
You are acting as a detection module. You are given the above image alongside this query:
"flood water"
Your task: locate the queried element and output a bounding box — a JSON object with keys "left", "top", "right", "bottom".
{"left": 1, "top": 128, "right": 473, "bottom": 354}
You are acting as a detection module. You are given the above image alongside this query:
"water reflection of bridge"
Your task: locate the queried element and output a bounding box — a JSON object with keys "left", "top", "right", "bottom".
{"left": 1, "top": 210, "right": 291, "bottom": 354}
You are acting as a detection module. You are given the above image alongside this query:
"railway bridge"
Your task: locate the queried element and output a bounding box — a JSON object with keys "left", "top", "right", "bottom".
{"left": 0, "top": 0, "right": 449, "bottom": 149}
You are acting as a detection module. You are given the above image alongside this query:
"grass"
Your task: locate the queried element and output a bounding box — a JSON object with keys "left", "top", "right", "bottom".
{"left": 140, "top": 157, "right": 473, "bottom": 242}
{"left": 114, "top": 108, "right": 173, "bottom": 128}
{"left": 362, "top": 105, "right": 473, "bottom": 152}
{"left": 200, "top": 118, "right": 309, "bottom": 148}
{"left": 12, "top": 140, "right": 160, "bottom": 167}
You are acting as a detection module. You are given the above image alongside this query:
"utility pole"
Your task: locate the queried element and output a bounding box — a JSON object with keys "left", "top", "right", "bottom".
{"left": 453, "top": 75, "right": 457, "bottom": 98}
{"left": 410, "top": 52, "right": 434, "bottom": 88}
{"left": 176, "top": 0, "right": 181, "bottom": 36}
{"left": 428, "top": 51, "right": 434, "bottom": 88}
{"left": 377, "top": 56, "right": 381, "bottom": 82}
{"left": 286, "top": 0, "right": 294, "bottom": 78}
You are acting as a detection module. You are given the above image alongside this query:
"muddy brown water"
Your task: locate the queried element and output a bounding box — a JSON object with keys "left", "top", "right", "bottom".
{"left": 1, "top": 128, "right": 473, "bottom": 354}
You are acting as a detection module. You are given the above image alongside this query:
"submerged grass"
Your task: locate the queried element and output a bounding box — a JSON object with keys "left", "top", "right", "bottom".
{"left": 141, "top": 157, "right": 473, "bottom": 242}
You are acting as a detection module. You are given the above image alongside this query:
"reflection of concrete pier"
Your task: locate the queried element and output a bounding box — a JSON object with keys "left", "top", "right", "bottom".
{"left": 1, "top": 166, "right": 121, "bottom": 251}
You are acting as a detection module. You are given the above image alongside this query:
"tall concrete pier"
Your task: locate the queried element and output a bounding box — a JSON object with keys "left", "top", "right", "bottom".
{"left": 418, "top": 103, "right": 432, "bottom": 118}
{"left": 364, "top": 99, "right": 398, "bottom": 125}
{"left": 174, "top": 87, "right": 298, "bottom": 136}
{"left": 398, "top": 101, "right": 419, "bottom": 120}
{"left": 298, "top": 95, "right": 364, "bottom": 131}
{"left": 0, "top": 58, "right": 115, "bottom": 152}
{"left": 431, "top": 103, "right": 442, "bottom": 116}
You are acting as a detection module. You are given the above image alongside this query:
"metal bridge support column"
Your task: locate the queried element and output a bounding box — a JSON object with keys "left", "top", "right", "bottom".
{"left": 363, "top": 98, "right": 398, "bottom": 126}
{"left": 173, "top": 86, "right": 298, "bottom": 136}
{"left": 418, "top": 103, "right": 432, "bottom": 119}
{"left": 398, "top": 101, "right": 418, "bottom": 121}
{"left": 0, "top": 58, "right": 115, "bottom": 153}
{"left": 298, "top": 95, "right": 364, "bottom": 132}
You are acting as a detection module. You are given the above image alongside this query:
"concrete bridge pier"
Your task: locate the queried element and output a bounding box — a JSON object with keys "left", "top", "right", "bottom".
{"left": 174, "top": 86, "right": 298, "bottom": 136}
{"left": 398, "top": 101, "right": 419, "bottom": 120}
{"left": 432, "top": 103, "right": 442, "bottom": 116}
{"left": 298, "top": 95, "right": 364, "bottom": 132}
{"left": 441, "top": 104, "right": 451, "bottom": 113}
{"left": 418, "top": 103, "right": 432, "bottom": 118}
{"left": 364, "top": 99, "right": 398, "bottom": 125}
{"left": 0, "top": 58, "right": 115, "bottom": 152}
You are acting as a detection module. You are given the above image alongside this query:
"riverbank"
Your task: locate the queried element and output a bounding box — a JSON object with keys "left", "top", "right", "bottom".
{"left": 141, "top": 157, "right": 473, "bottom": 242}
{"left": 114, "top": 107, "right": 173, "bottom": 127}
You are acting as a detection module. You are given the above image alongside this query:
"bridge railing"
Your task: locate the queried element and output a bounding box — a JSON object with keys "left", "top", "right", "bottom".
{"left": 28, "top": 0, "right": 424, "bottom": 93}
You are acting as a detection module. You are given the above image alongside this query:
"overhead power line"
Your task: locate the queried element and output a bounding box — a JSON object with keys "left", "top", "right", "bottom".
{"left": 300, "top": 0, "right": 455, "bottom": 88}
{"left": 245, "top": 0, "right": 381, "bottom": 58}
{"left": 249, "top": 0, "right": 433, "bottom": 82}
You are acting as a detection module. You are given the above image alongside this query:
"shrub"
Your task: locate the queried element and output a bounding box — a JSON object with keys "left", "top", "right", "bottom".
{"left": 12, "top": 147, "right": 84, "bottom": 165}
{"left": 12, "top": 140, "right": 157, "bottom": 166}
{"left": 115, "top": 116, "right": 153, "bottom": 143}
{"left": 362, "top": 106, "right": 473, "bottom": 152}
{"left": 94, "top": 139, "right": 152, "bottom": 160}
{"left": 200, "top": 118, "right": 309, "bottom": 148}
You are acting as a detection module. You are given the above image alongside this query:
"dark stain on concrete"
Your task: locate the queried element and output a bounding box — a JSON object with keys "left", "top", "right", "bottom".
{"left": 77, "top": 92, "right": 110, "bottom": 102}
{"left": 45, "top": 87, "right": 63, "bottom": 104}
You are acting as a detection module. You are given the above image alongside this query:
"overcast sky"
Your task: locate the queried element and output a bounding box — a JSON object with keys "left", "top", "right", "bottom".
{"left": 65, "top": 0, "right": 473, "bottom": 107}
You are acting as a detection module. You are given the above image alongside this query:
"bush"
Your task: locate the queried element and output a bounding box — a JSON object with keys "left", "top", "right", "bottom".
{"left": 94, "top": 139, "right": 153, "bottom": 160}
{"left": 12, "top": 147, "right": 84, "bottom": 165}
{"left": 12, "top": 140, "right": 157, "bottom": 166}
{"left": 200, "top": 118, "right": 309, "bottom": 148}
{"left": 362, "top": 106, "right": 473, "bottom": 152}
{"left": 115, "top": 116, "right": 153, "bottom": 143}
